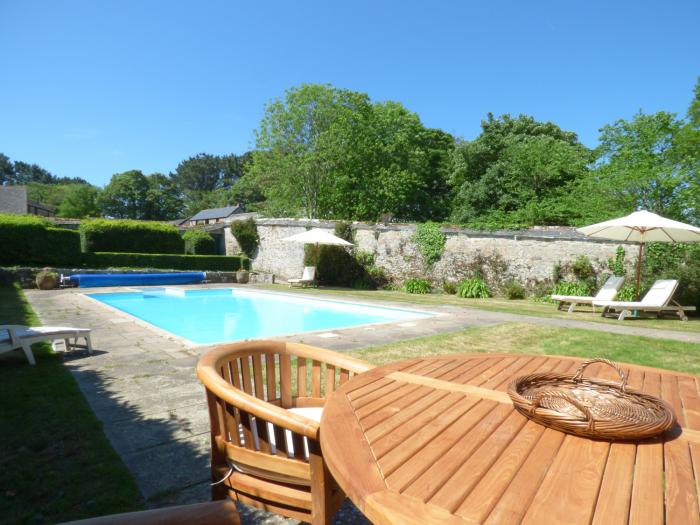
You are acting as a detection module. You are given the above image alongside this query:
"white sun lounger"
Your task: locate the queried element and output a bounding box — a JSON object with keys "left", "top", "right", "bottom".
{"left": 0, "top": 325, "right": 93, "bottom": 365}
{"left": 551, "top": 276, "right": 624, "bottom": 313}
{"left": 593, "top": 279, "right": 696, "bottom": 321}
{"left": 287, "top": 266, "right": 316, "bottom": 288}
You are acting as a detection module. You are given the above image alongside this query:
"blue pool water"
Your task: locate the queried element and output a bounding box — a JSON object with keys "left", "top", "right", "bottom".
{"left": 88, "top": 288, "right": 432, "bottom": 344}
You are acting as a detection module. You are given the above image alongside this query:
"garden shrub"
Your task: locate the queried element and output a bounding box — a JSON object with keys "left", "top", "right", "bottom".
{"left": 404, "top": 278, "right": 431, "bottom": 294}
{"left": 552, "top": 281, "right": 592, "bottom": 297}
{"left": 503, "top": 280, "right": 526, "bottom": 299}
{"left": 572, "top": 255, "right": 596, "bottom": 284}
{"left": 551, "top": 262, "right": 563, "bottom": 283}
{"left": 82, "top": 252, "right": 249, "bottom": 272}
{"left": 442, "top": 281, "right": 457, "bottom": 295}
{"left": 616, "top": 284, "right": 638, "bottom": 302}
{"left": 642, "top": 242, "right": 700, "bottom": 309}
{"left": 0, "top": 214, "right": 81, "bottom": 267}
{"left": 457, "top": 278, "right": 491, "bottom": 298}
{"left": 413, "top": 222, "right": 446, "bottom": 268}
{"left": 80, "top": 219, "right": 183, "bottom": 254}
{"left": 532, "top": 282, "right": 554, "bottom": 302}
{"left": 334, "top": 221, "right": 353, "bottom": 243}
{"left": 183, "top": 229, "right": 217, "bottom": 255}
{"left": 607, "top": 246, "right": 626, "bottom": 276}
{"left": 230, "top": 218, "right": 259, "bottom": 258}
{"left": 305, "top": 227, "right": 389, "bottom": 290}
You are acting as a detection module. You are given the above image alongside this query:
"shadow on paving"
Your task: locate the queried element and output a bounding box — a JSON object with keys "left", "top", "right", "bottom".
{"left": 63, "top": 351, "right": 212, "bottom": 509}
{"left": 66, "top": 351, "right": 372, "bottom": 525}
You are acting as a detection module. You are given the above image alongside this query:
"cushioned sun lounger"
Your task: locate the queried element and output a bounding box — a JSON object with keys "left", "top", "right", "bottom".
{"left": 0, "top": 325, "right": 92, "bottom": 365}
{"left": 551, "top": 276, "right": 624, "bottom": 313}
{"left": 593, "top": 279, "right": 696, "bottom": 321}
{"left": 288, "top": 266, "right": 316, "bottom": 288}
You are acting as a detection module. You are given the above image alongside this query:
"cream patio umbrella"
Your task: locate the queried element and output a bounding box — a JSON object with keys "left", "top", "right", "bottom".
{"left": 282, "top": 227, "right": 354, "bottom": 270}
{"left": 577, "top": 210, "right": 700, "bottom": 298}
{"left": 282, "top": 228, "right": 354, "bottom": 247}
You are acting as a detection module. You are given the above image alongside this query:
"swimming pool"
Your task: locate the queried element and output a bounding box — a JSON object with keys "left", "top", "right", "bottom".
{"left": 87, "top": 288, "right": 432, "bottom": 344}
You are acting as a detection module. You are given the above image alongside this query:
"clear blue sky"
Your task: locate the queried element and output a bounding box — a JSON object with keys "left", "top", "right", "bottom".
{"left": 1, "top": 0, "right": 698, "bottom": 186}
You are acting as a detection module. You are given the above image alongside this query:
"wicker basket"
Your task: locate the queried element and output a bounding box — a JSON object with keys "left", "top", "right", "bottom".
{"left": 508, "top": 358, "right": 676, "bottom": 440}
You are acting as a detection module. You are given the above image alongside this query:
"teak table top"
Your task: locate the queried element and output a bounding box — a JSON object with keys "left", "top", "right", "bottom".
{"left": 319, "top": 353, "right": 700, "bottom": 525}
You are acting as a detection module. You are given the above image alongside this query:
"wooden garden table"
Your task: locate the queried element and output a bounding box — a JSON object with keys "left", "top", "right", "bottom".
{"left": 319, "top": 353, "right": 700, "bottom": 525}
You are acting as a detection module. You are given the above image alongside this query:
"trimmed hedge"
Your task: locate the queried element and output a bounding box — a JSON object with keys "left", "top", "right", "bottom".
{"left": 183, "top": 229, "right": 217, "bottom": 255}
{"left": 83, "top": 252, "right": 249, "bottom": 272}
{"left": 0, "top": 214, "right": 82, "bottom": 266}
{"left": 80, "top": 219, "right": 184, "bottom": 254}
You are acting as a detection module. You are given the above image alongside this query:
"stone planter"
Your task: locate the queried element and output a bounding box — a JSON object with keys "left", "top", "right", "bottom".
{"left": 236, "top": 270, "right": 250, "bottom": 284}
{"left": 36, "top": 270, "right": 58, "bottom": 290}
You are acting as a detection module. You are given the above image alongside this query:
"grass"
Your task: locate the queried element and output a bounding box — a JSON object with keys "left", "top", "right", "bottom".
{"left": 0, "top": 284, "right": 143, "bottom": 525}
{"left": 256, "top": 284, "right": 700, "bottom": 334}
{"left": 348, "top": 322, "right": 700, "bottom": 375}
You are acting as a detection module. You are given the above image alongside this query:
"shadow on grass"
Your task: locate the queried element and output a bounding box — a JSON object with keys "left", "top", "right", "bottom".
{"left": 0, "top": 285, "right": 211, "bottom": 524}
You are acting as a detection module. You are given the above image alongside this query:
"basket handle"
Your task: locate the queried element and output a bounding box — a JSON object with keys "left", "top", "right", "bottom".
{"left": 529, "top": 390, "right": 595, "bottom": 431}
{"left": 572, "top": 358, "right": 627, "bottom": 393}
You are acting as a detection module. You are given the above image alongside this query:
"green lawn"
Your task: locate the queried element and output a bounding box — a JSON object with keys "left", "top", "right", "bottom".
{"left": 348, "top": 322, "right": 700, "bottom": 375}
{"left": 258, "top": 284, "right": 700, "bottom": 334}
{"left": 0, "top": 284, "right": 143, "bottom": 525}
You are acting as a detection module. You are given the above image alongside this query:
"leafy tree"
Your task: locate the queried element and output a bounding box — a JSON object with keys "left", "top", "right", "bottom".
{"left": 449, "top": 114, "right": 592, "bottom": 226}
{"left": 13, "top": 161, "right": 55, "bottom": 184}
{"left": 99, "top": 170, "right": 151, "bottom": 219}
{"left": 174, "top": 153, "right": 251, "bottom": 215}
{"left": 144, "top": 173, "right": 183, "bottom": 220}
{"left": 57, "top": 184, "right": 101, "bottom": 218}
{"left": 26, "top": 182, "right": 101, "bottom": 217}
{"left": 248, "top": 83, "right": 453, "bottom": 221}
{"left": 0, "top": 153, "right": 15, "bottom": 185}
{"left": 26, "top": 183, "right": 69, "bottom": 209}
{"left": 249, "top": 84, "right": 369, "bottom": 218}
{"left": 220, "top": 152, "right": 252, "bottom": 188}
{"left": 174, "top": 153, "right": 224, "bottom": 194}
{"left": 582, "top": 111, "right": 693, "bottom": 223}
{"left": 673, "top": 77, "right": 700, "bottom": 223}
{"left": 349, "top": 103, "right": 454, "bottom": 221}
{"left": 99, "top": 170, "right": 184, "bottom": 220}
{"left": 0, "top": 153, "right": 88, "bottom": 185}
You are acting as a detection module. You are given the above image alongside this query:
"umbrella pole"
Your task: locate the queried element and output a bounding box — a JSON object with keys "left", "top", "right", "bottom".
{"left": 635, "top": 242, "right": 644, "bottom": 300}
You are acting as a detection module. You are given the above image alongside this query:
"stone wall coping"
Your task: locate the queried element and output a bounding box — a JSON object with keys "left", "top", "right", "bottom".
{"left": 253, "top": 218, "right": 630, "bottom": 244}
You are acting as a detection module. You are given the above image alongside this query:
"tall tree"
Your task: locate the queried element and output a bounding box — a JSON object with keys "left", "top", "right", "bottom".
{"left": 13, "top": 161, "right": 55, "bottom": 184}
{"left": 173, "top": 153, "right": 224, "bottom": 194}
{"left": 57, "top": 184, "right": 101, "bottom": 218}
{"left": 673, "top": 77, "right": 700, "bottom": 223}
{"left": 99, "top": 170, "right": 151, "bottom": 219}
{"left": 449, "top": 114, "right": 592, "bottom": 226}
{"left": 248, "top": 83, "right": 454, "bottom": 221}
{"left": 0, "top": 153, "right": 15, "bottom": 185}
{"left": 586, "top": 111, "right": 692, "bottom": 222}
{"left": 173, "top": 153, "right": 251, "bottom": 215}
{"left": 249, "top": 84, "right": 370, "bottom": 218}
{"left": 143, "top": 173, "right": 183, "bottom": 220}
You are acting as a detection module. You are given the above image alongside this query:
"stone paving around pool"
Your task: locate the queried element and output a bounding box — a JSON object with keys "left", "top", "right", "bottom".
{"left": 23, "top": 284, "right": 700, "bottom": 524}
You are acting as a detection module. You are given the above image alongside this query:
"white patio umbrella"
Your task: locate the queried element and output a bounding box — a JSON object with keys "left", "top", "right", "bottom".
{"left": 282, "top": 228, "right": 354, "bottom": 247}
{"left": 282, "top": 228, "right": 354, "bottom": 268}
{"left": 577, "top": 210, "right": 700, "bottom": 297}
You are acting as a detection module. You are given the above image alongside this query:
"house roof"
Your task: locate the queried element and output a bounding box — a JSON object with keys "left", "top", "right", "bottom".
{"left": 188, "top": 204, "right": 242, "bottom": 221}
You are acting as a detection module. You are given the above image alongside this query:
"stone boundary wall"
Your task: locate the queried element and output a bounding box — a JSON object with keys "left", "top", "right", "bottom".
{"left": 243, "top": 219, "right": 635, "bottom": 288}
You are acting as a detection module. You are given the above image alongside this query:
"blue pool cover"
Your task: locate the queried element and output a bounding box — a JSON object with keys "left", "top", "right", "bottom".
{"left": 69, "top": 272, "right": 205, "bottom": 288}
